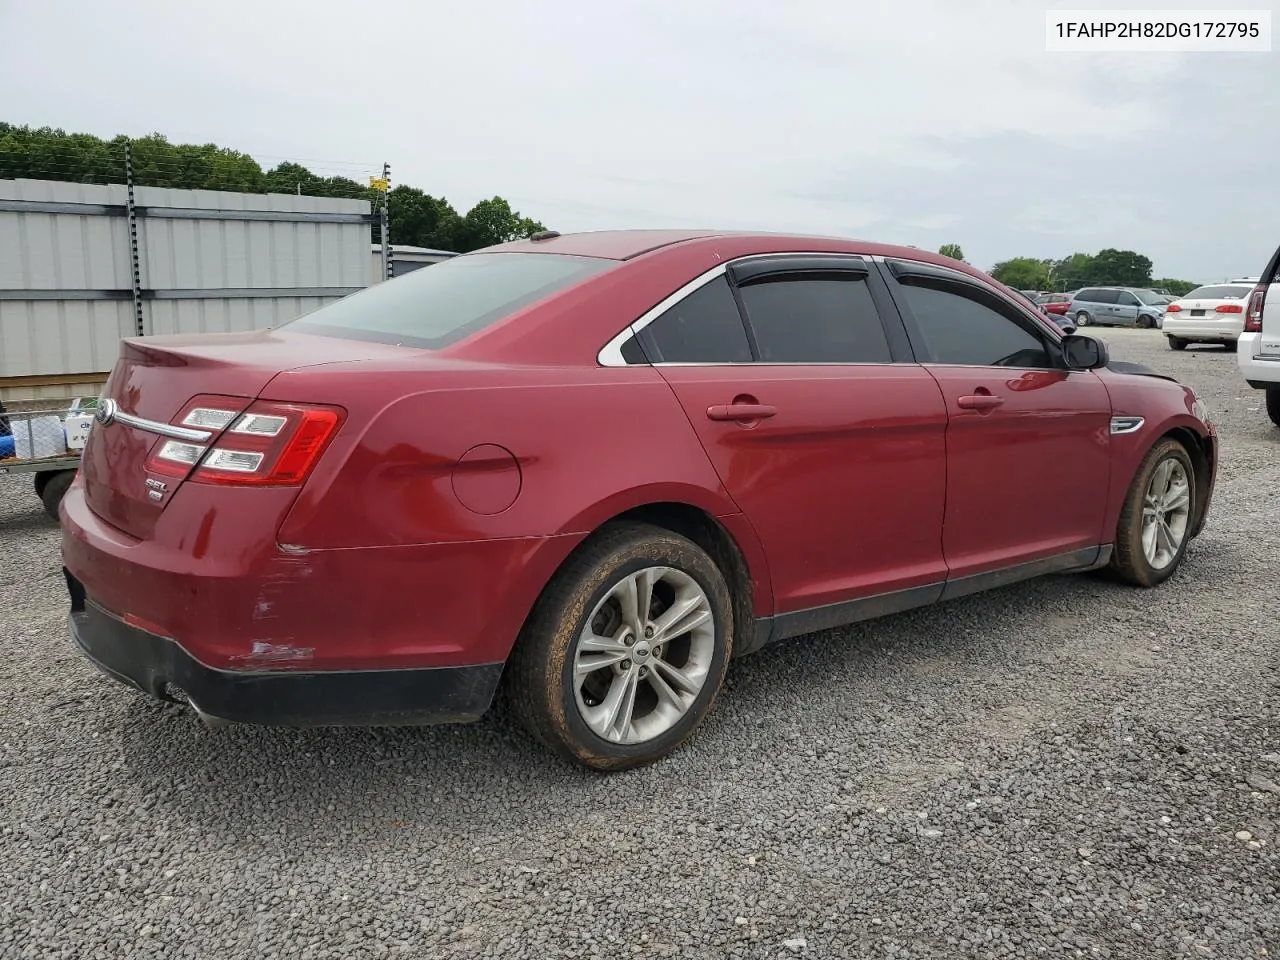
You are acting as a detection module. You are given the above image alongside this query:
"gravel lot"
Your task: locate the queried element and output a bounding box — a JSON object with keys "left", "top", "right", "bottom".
{"left": 1, "top": 328, "right": 1277, "bottom": 959}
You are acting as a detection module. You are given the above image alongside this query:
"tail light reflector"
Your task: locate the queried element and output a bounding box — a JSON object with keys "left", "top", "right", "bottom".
{"left": 1245, "top": 286, "right": 1266, "bottom": 333}
{"left": 1215, "top": 304, "right": 1243, "bottom": 314}
{"left": 1165, "top": 304, "right": 1182, "bottom": 313}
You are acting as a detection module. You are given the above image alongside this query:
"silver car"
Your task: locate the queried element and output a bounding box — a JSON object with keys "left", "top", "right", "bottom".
{"left": 1068, "top": 287, "right": 1167, "bottom": 329}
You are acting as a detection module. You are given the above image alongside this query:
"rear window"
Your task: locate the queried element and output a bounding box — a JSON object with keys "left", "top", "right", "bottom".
{"left": 286, "top": 252, "right": 615, "bottom": 349}
{"left": 1182, "top": 285, "right": 1253, "bottom": 300}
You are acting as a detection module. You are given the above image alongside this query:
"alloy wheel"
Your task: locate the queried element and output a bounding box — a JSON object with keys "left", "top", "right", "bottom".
{"left": 1141, "top": 458, "right": 1191, "bottom": 571}
{"left": 572, "top": 566, "right": 716, "bottom": 744}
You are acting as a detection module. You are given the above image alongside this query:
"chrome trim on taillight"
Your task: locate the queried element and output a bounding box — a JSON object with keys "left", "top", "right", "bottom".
{"left": 98, "top": 400, "right": 213, "bottom": 443}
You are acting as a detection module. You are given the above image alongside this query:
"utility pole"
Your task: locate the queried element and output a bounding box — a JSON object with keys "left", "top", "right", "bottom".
{"left": 380, "top": 161, "right": 392, "bottom": 283}
{"left": 123, "top": 141, "right": 145, "bottom": 337}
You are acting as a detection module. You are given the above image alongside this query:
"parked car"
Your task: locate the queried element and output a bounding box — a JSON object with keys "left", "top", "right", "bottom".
{"left": 1035, "top": 293, "right": 1074, "bottom": 316}
{"left": 60, "top": 230, "right": 1219, "bottom": 770}
{"left": 1069, "top": 287, "right": 1167, "bottom": 329}
{"left": 1238, "top": 247, "right": 1280, "bottom": 426}
{"left": 1163, "top": 283, "right": 1255, "bottom": 351}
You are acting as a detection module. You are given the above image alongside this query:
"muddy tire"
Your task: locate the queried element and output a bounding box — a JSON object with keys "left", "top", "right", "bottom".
{"left": 1109, "top": 439, "right": 1195, "bottom": 587}
{"left": 39, "top": 470, "right": 75, "bottom": 521}
{"left": 506, "top": 522, "right": 733, "bottom": 771}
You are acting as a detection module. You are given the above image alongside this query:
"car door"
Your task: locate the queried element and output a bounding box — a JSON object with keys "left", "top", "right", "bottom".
{"left": 626, "top": 256, "right": 949, "bottom": 624}
{"left": 1114, "top": 290, "right": 1140, "bottom": 326}
{"left": 876, "top": 258, "right": 1112, "bottom": 587}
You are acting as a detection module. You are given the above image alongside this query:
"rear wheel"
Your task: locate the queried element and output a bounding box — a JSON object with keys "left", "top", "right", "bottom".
{"left": 1267, "top": 386, "right": 1280, "bottom": 427}
{"left": 506, "top": 522, "right": 734, "bottom": 771}
{"left": 39, "top": 470, "right": 75, "bottom": 521}
{"left": 1223, "top": 340, "right": 1238, "bottom": 352}
{"left": 1075, "top": 311, "right": 1092, "bottom": 327}
{"left": 33, "top": 471, "right": 52, "bottom": 498}
{"left": 1109, "top": 439, "right": 1195, "bottom": 587}
{"left": 1167, "top": 335, "right": 1188, "bottom": 351}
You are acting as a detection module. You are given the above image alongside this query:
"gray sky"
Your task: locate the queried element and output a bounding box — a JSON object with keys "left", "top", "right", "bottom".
{"left": 2, "top": 0, "right": 1276, "bottom": 281}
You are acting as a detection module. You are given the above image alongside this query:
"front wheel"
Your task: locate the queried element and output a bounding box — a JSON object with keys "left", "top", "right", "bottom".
{"left": 506, "top": 522, "right": 734, "bottom": 771}
{"left": 1109, "top": 439, "right": 1195, "bottom": 587}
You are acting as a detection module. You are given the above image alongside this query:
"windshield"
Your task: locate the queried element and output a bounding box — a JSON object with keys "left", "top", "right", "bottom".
{"left": 1182, "top": 284, "right": 1253, "bottom": 300}
{"left": 286, "top": 252, "right": 616, "bottom": 349}
{"left": 1131, "top": 289, "right": 1165, "bottom": 305}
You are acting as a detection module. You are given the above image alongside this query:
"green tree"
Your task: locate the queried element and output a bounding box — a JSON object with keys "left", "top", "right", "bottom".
{"left": 387, "top": 185, "right": 461, "bottom": 250}
{"left": 1049, "top": 252, "right": 1096, "bottom": 290}
{"left": 1088, "top": 248, "right": 1153, "bottom": 287}
{"left": 938, "top": 243, "right": 965, "bottom": 261}
{"left": 454, "top": 196, "right": 546, "bottom": 252}
{"left": 1151, "top": 278, "right": 1200, "bottom": 297}
{"left": 0, "top": 123, "right": 551, "bottom": 253}
{"left": 990, "top": 257, "right": 1051, "bottom": 291}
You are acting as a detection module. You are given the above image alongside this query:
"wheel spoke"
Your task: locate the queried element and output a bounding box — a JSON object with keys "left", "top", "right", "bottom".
{"left": 635, "top": 568, "right": 657, "bottom": 628}
{"left": 1150, "top": 459, "right": 1173, "bottom": 498}
{"left": 574, "top": 651, "right": 629, "bottom": 681}
{"left": 652, "top": 594, "right": 711, "bottom": 642}
{"left": 591, "top": 667, "right": 639, "bottom": 742}
{"left": 1156, "top": 519, "right": 1176, "bottom": 559}
{"left": 653, "top": 658, "right": 702, "bottom": 697}
{"left": 579, "top": 633, "right": 629, "bottom": 654}
{"left": 1141, "top": 516, "right": 1159, "bottom": 562}
{"left": 646, "top": 665, "right": 689, "bottom": 715}
{"left": 1164, "top": 481, "right": 1190, "bottom": 513}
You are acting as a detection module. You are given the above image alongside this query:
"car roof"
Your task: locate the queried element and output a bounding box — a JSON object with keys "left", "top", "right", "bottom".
{"left": 492, "top": 229, "right": 997, "bottom": 279}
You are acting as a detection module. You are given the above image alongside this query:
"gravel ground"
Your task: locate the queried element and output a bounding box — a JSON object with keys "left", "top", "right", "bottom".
{"left": 1, "top": 328, "right": 1277, "bottom": 959}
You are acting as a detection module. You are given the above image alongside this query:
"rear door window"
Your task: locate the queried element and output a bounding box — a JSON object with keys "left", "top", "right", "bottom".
{"left": 736, "top": 276, "right": 893, "bottom": 363}
{"left": 287, "top": 252, "right": 615, "bottom": 349}
{"left": 641, "top": 276, "right": 753, "bottom": 363}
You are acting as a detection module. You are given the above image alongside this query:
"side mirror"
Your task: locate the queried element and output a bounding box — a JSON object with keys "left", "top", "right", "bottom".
{"left": 1061, "top": 333, "right": 1108, "bottom": 370}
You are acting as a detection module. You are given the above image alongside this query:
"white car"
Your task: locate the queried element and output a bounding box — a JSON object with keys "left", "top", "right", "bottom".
{"left": 1238, "top": 247, "right": 1280, "bottom": 426}
{"left": 1163, "top": 282, "right": 1255, "bottom": 351}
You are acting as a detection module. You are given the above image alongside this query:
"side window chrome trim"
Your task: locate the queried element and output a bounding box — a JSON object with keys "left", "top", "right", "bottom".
{"left": 596, "top": 252, "right": 874, "bottom": 367}
{"left": 597, "top": 263, "right": 728, "bottom": 367}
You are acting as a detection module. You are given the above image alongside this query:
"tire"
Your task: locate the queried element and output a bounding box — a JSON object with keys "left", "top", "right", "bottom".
{"left": 1167, "top": 336, "right": 1188, "bottom": 351}
{"left": 1109, "top": 438, "right": 1195, "bottom": 588}
{"left": 39, "top": 470, "right": 75, "bottom": 521}
{"left": 1223, "top": 340, "right": 1238, "bottom": 352}
{"left": 506, "top": 521, "right": 734, "bottom": 771}
{"left": 33, "top": 471, "right": 52, "bottom": 498}
{"left": 1075, "top": 311, "right": 1091, "bottom": 327}
{"left": 1138, "top": 314, "right": 1152, "bottom": 329}
{"left": 1266, "top": 386, "right": 1280, "bottom": 427}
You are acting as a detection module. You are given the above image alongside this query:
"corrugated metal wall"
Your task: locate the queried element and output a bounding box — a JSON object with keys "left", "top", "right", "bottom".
{"left": 0, "top": 178, "right": 372, "bottom": 400}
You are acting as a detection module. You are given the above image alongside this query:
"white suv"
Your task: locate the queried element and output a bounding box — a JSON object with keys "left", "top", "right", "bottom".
{"left": 1239, "top": 248, "right": 1280, "bottom": 426}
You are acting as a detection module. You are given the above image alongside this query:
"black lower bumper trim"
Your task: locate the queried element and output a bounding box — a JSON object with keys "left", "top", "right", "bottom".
{"left": 67, "top": 591, "right": 503, "bottom": 728}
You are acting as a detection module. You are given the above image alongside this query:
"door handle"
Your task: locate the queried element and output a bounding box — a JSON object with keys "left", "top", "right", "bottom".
{"left": 956, "top": 394, "right": 1005, "bottom": 411}
{"left": 706, "top": 403, "right": 778, "bottom": 422}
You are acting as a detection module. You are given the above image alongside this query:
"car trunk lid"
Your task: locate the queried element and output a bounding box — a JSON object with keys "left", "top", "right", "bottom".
{"left": 80, "top": 329, "right": 421, "bottom": 539}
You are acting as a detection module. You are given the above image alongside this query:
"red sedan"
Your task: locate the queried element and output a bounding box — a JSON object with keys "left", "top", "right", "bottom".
{"left": 61, "top": 230, "right": 1218, "bottom": 770}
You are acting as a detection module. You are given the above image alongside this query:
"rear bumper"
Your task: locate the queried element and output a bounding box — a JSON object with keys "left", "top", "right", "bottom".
{"left": 66, "top": 569, "right": 503, "bottom": 727}
{"left": 1163, "top": 319, "right": 1243, "bottom": 340}
{"left": 1238, "top": 333, "right": 1280, "bottom": 387}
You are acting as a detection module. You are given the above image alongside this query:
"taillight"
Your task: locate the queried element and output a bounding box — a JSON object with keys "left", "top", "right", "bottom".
{"left": 1165, "top": 304, "right": 1182, "bottom": 313}
{"left": 143, "top": 396, "right": 343, "bottom": 486}
{"left": 1215, "top": 304, "right": 1243, "bottom": 314}
{"left": 193, "top": 402, "right": 343, "bottom": 486}
{"left": 1244, "top": 286, "right": 1266, "bottom": 333}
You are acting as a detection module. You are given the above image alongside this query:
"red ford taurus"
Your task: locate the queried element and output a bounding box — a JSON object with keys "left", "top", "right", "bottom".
{"left": 61, "top": 229, "right": 1217, "bottom": 770}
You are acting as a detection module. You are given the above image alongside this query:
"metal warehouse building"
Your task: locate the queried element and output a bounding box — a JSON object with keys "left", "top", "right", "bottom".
{"left": 0, "top": 178, "right": 376, "bottom": 401}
